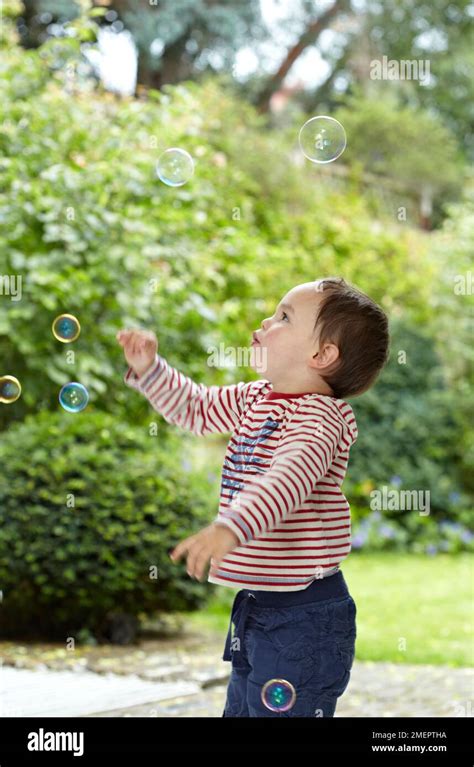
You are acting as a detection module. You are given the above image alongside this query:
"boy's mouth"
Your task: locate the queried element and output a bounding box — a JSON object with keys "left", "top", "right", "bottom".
{"left": 251, "top": 333, "right": 261, "bottom": 345}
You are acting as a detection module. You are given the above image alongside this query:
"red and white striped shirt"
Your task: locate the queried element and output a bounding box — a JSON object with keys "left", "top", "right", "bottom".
{"left": 125, "top": 354, "right": 358, "bottom": 592}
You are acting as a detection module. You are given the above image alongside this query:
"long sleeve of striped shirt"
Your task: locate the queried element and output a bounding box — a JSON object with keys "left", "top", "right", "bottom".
{"left": 124, "top": 352, "right": 358, "bottom": 591}
{"left": 124, "top": 354, "right": 257, "bottom": 435}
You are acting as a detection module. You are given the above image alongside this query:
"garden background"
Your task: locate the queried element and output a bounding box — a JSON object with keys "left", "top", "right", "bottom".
{"left": 0, "top": 0, "right": 472, "bottom": 717}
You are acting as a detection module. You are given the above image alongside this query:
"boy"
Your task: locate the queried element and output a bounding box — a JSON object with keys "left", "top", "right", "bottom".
{"left": 117, "top": 277, "right": 390, "bottom": 717}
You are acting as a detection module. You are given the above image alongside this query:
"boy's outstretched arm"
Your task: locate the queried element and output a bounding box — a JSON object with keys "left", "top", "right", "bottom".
{"left": 117, "top": 328, "right": 257, "bottom": 436}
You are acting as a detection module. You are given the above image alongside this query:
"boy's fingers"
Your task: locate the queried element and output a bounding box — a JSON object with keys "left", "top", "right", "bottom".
{"left": 117, "top": 330, "right": 134, "bottom": 345}
{"left": 117, "top": 329, "right": 156, "bottom": 350}
{"left": 170, "top": 539, "right": 191, "bottom": 561}
{"left": 192, "top": 547, "right": 211, "bottom": 581}
{"left": 186, "top": 544, "right": 206, "bottom": 579}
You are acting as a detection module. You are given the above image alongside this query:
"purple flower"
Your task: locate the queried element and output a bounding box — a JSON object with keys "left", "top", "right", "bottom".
{"left": 390, "top": 475, "right": 402, "bottom": 487}
{"left": 449, "top": 522, "right": 463, "bottom": 533}
{"left": 379, "top": 525, "right": 395, "bottom": 539}
{"left": 352, "top": 533, "right": 367, "bottom": 549}
{"left": 440, "top": 520, "right": 462, "bottom": 533}
{"left": 425, "top": 544, "right": 438, "bottom": 555}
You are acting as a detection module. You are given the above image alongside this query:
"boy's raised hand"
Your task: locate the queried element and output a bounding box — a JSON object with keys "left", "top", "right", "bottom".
{"left": 116, "top": 328, "right": 158, "bottom": 378}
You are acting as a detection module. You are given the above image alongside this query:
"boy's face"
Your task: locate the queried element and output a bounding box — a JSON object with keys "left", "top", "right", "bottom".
{"left": 250, "top": 281, "right": 335, "bottom": 390}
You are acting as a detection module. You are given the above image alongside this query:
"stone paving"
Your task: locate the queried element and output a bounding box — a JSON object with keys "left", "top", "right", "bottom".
{"left": 1, "top": 630, "right": 472, "bottom": 718}
{"left": 89, "top": 660, "right": 474, "bottom": 718}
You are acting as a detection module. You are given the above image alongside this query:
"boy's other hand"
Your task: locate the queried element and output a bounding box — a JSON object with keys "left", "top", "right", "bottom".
{"left": 169, "top": 522, "right": 239, "bottom": 582}
{"left": 116, "top": 328, "right": 158, "bottom": 378}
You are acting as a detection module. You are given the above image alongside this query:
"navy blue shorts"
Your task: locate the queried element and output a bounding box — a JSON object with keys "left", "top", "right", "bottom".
{"left": 221, "top": 570, "right": 356, "bottom": 717}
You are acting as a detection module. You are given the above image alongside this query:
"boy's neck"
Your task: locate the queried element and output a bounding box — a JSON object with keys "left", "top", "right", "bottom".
{"left": 270, "top": 382, "right": 334, "bottom": 397}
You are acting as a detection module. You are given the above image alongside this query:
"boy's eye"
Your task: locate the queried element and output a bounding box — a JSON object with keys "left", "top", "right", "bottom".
{"left": 280, "top": 312, "right": 289, "bottom": 321}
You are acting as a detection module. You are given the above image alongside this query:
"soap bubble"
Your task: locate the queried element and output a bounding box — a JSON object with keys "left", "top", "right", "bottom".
{"left": 298, "top": 116, "right": 346, "bottom": 163}
{"left": 156, "top": 148, "right": 194, "bottom": 186}
{"left": 0, "top": 376, "right": 22, "bottom": 404}
{"left": 261, "top": 678, "right": 296, "bottom": 713}
{"left": 59, "top": 382, "right": 89, "bottom": 413}
{"left": 52, "top": 314, "right": 81, "bottom": 343}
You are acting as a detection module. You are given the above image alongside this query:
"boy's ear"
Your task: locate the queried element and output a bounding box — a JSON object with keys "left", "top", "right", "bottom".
{"left": 310, "top": 343, "right": 339, "bottom": 370}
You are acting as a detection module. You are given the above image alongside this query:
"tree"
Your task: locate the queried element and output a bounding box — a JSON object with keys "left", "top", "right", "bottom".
{"left": 254, "top": 0, "right": 473, "bottom": 161}
{"left": 255, "top": 0, "right": 353, "bottom": 113}
{"left": 13, "top": 0, "right": 264, "bottom": 90}
{"left": 333, "top": 90, "right": 464, "bottom": 228}
{"left": 13, "top": 0, "right": 474, "bottom": 163}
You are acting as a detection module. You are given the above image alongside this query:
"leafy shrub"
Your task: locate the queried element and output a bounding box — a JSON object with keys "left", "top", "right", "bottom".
{"left": 0, "top": 410, "right": 215, "bottom": 641}
{"left": 351, "top": 511, "right": 473, "bottom": 555}
{"left": 345, "top": 318, "right": 472, "bottom": 550}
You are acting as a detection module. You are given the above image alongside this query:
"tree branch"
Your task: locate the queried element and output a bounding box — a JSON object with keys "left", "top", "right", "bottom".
{"left": 256, "top": 0, "right": 350, "bottom": 114}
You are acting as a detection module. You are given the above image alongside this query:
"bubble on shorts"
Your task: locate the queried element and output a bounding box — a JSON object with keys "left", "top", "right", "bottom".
{"left": 156, "top": 148, "right": 194, "bottom": 186}
{"left": 261, "top": 678, "right": 296, "bottom": 712}
{"left": 52, "top": 314, "right": 81, "bottom": 343}
{"left": 0, "top": 376, "right": 22, "bottom": 404}
{"left": 59, "top": 382, "right": 89, "bottom": 413}
{"left": 298, "top": 116, "right": 346, "bottom": 164}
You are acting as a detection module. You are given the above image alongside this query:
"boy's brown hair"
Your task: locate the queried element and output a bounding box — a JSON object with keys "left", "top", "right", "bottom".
{"left": 313, "top": 277, "right": 390, "bottom": 399}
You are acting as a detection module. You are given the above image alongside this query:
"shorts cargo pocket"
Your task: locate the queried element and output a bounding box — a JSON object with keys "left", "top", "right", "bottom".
{"left": 335, "top": 640, "right": 355, "bottom": 672}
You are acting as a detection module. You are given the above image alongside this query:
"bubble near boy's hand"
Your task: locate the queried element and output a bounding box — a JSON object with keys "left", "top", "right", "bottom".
{"left": 116, "top": 328, "right": 158, "bottom": 378}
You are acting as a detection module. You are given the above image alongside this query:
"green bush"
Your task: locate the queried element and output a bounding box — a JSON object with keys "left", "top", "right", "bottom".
{"left": 350, "top": 510, "right": 473, "bottom": 555}
{"left": 334, "top": 90, "right": 463, "bottom": 226}
{"left": 344, "top": 318, "right": 472, "bottom": 550}
{"left": 0, "top": 410, "right": 214, "bottom": 641}
{"left": 347, "top": 319, "right": 470, "bottom": 516}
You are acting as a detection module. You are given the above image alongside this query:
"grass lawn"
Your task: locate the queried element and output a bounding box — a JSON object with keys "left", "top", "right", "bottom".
{"left": 186, "top": 553, "right": 473, "bottom": 667}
